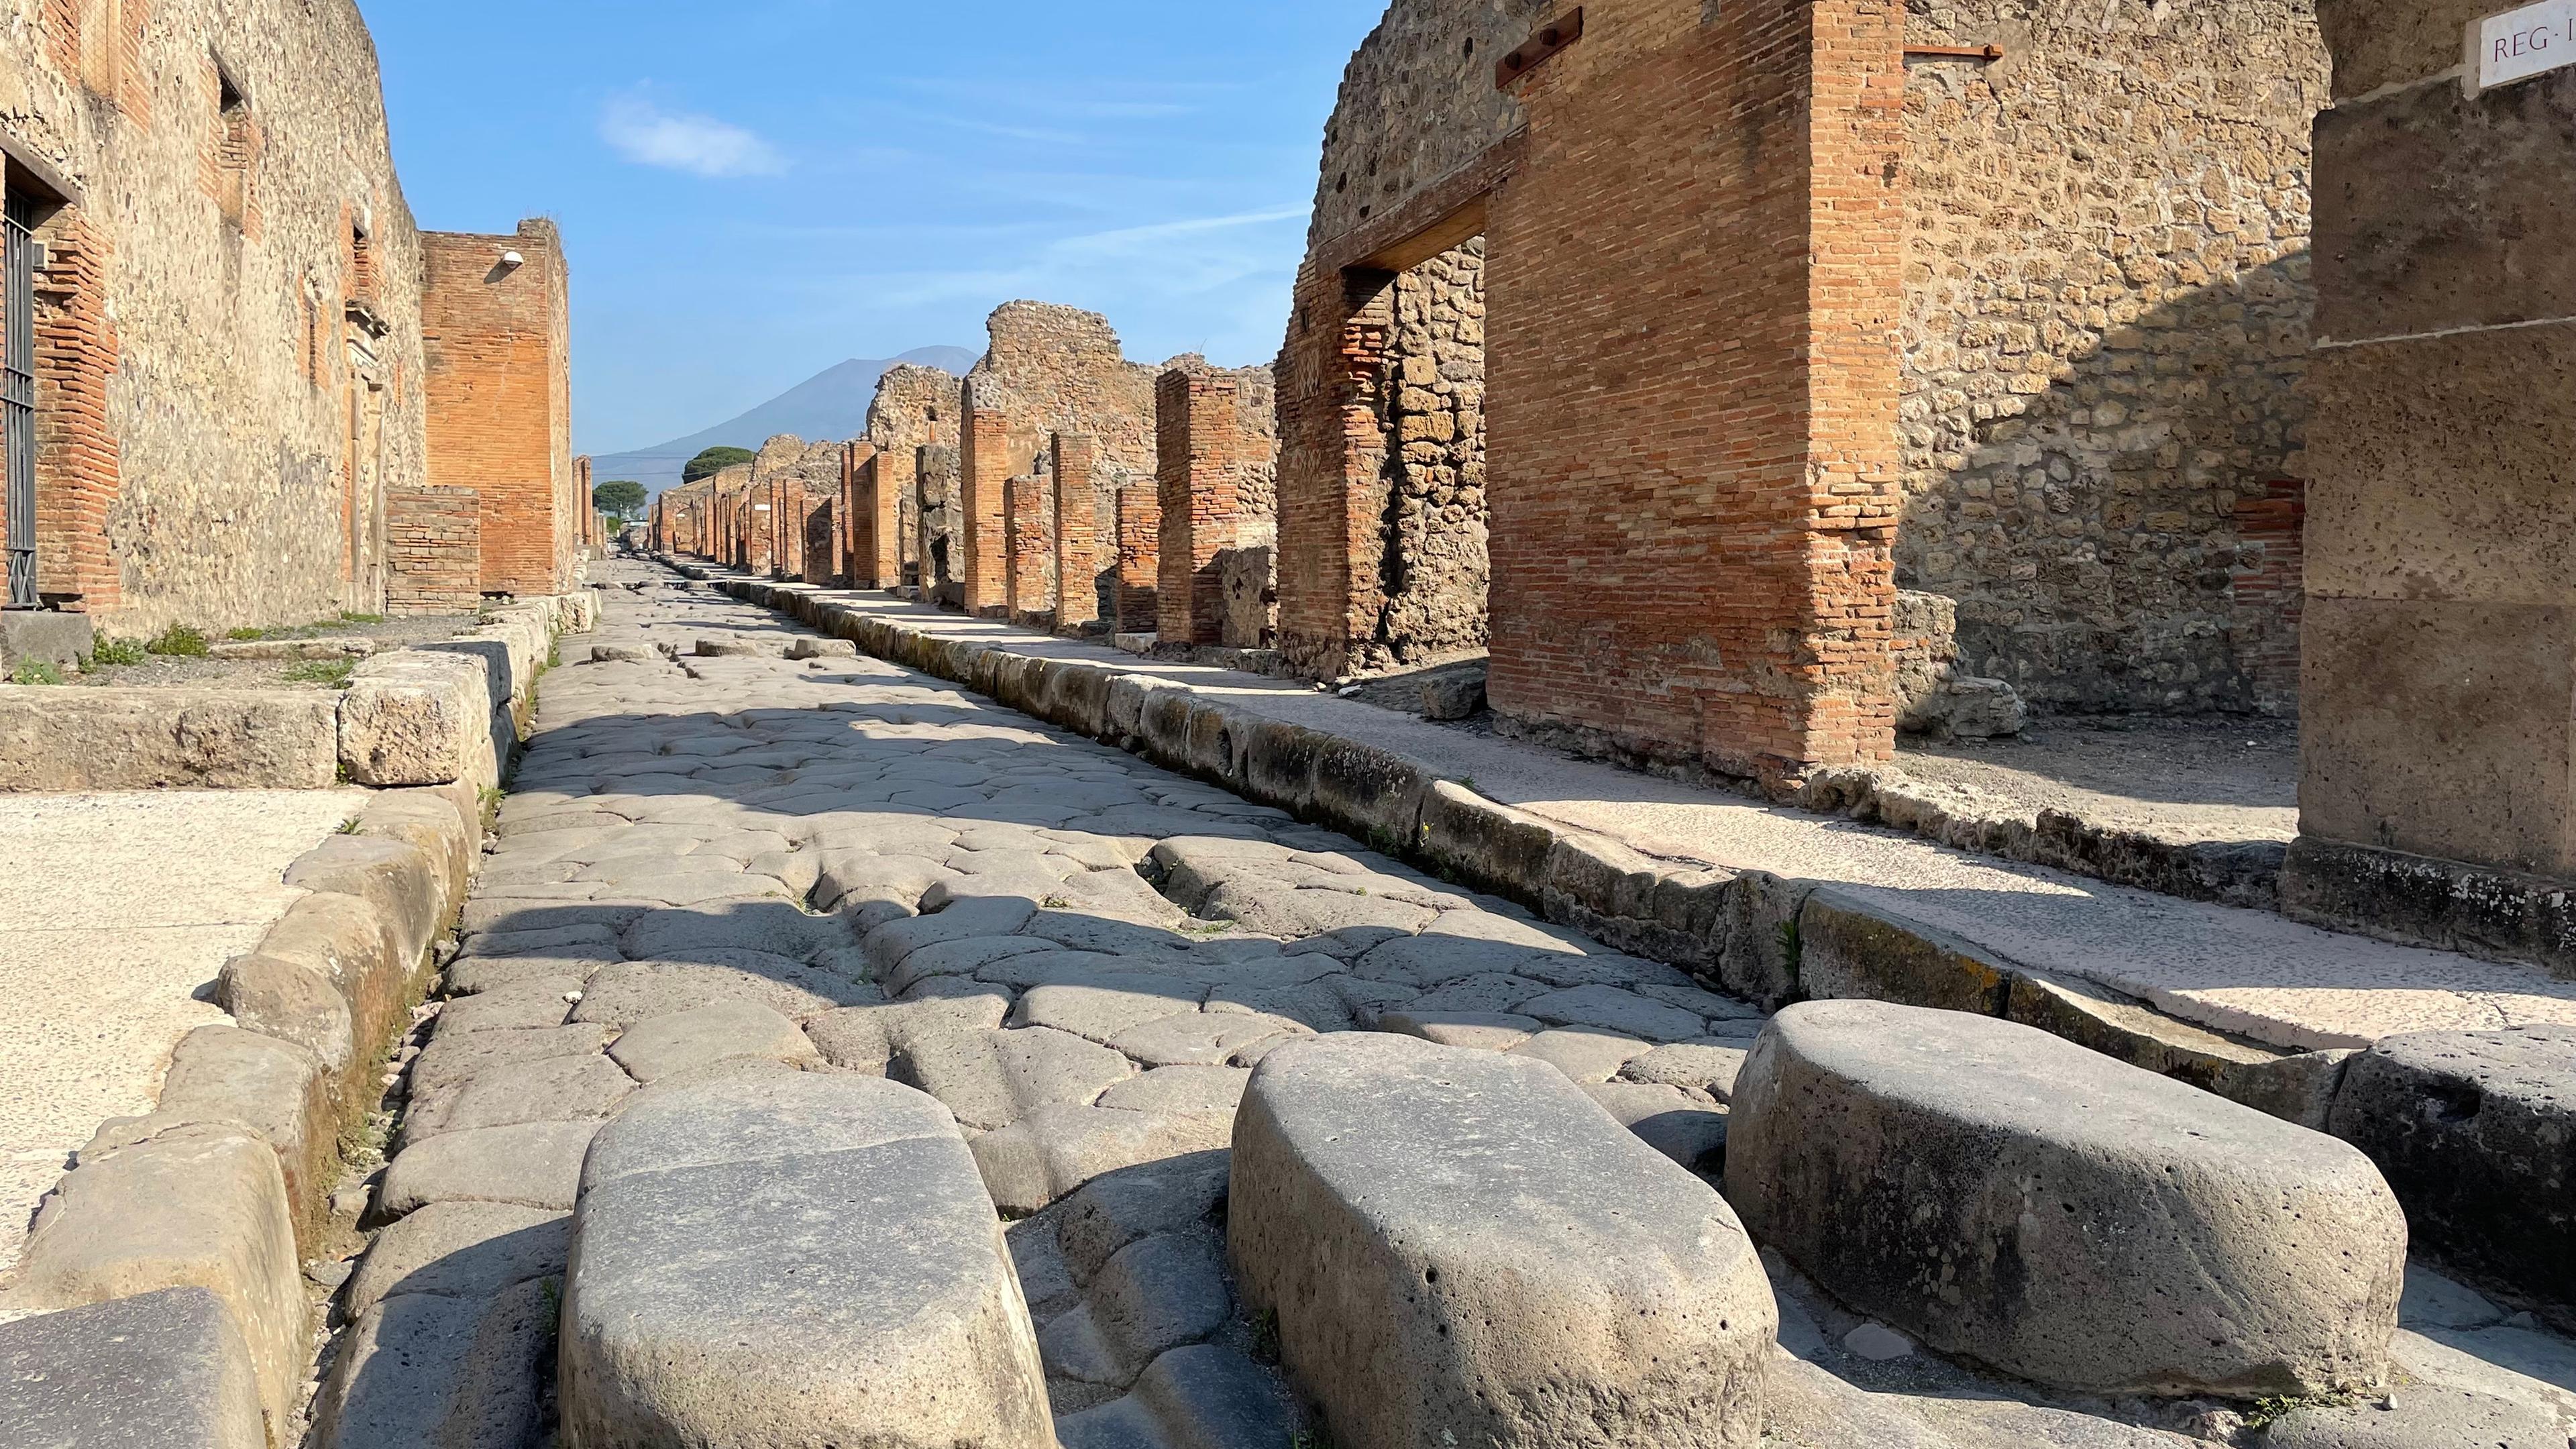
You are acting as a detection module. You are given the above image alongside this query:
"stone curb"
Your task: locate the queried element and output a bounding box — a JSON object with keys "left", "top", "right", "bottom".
{"left": 0, "top": 784, "right": 485, "bottom": 1437}
{"left": 683, "top": 565, "right": 2539, "bottom": 1292}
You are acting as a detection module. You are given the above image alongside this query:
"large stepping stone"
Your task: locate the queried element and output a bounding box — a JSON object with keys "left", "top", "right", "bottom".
{"left": 559, "top": 1074, "right": 1053, "bottom": 1448}
{"left": 2328, "top": 1026, "right": 2576, "bottom": 1320}
{"left": 0, "top": 1288, "right": 265, "bottom": 1449}
{"left": 1231, "top": 1033, "right": 1776, "bottom": 1449}
{"left": 1727, "top": 1001, "right": 2406, "bottom": 1398}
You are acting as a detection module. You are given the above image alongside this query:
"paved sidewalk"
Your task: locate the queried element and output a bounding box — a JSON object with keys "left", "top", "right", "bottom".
{"left": 0, "top": 789, "right": 367, "bottom": 1279}
{"left": 701, "top": 577, "right": 2576, "bottom": 1053}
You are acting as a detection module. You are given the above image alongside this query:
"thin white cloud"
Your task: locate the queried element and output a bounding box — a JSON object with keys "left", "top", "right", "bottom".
{"left": 599, "top": 95, "right": 786, "bottom": 178}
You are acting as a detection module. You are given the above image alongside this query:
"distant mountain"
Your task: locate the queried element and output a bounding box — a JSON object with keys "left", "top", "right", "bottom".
{"left": 592, "top": 346, "right": 979, "bottom": 495}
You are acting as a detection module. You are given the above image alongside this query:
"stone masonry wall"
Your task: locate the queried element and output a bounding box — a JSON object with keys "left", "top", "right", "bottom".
{"left": 1895, "top": 0, "right": 2326, "bottom": 715}
{"left": 1369, "top": 238, "right": 1487, "bottom": 669}
{"left": 0, "top": 0, "right": 431, "bottom": 635}
{"left": 863, "top": 363, "right": 961, "bottom": 589}
{"left": 421, "top": 220, "right": 574, "bottom": 599}
{"left": 964, "top": 301, "right": 1168, "bottom": 619}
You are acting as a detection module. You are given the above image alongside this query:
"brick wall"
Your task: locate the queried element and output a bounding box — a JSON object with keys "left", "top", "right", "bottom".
{"left": 1157, "top": 369, "right": 1252, "bottom": 645}
{"left": 1051, "top": 434, "right": 1099, "bottom": 630}
{"left": 1115, "top": 480, "right": 1161, "bottom": 634}
{"left": 1282, "top": 0, "right": 1907, "bottom": 784}
{"left": 421, "top": 220, "right": 573, "bottom": 598}
{"left": 1004, "top": 473, "right": 1053, "bottom": 627}
{"left": 384, "top": 483, "right": 480, "bottom": 616}
{"left": 959, "top": 398, "right": 1008, "bottom": 614}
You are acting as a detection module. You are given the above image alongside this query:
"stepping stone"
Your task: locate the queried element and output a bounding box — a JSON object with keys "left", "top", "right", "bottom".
{"left": 894, "top": 1027, "right": 1134, "bottom": 1132}
{"left": 1727, "top": 1000, "right": 2406, "bottom": 1397}
{"left": 559, "top": 1075, "right": 1054, "bottom": 1448}
{"left": 0, "top": 1288, "right": 264, "bottom": 1449}
{"left": 2329, "top": 1027, "right": 2576, "bottom": 1320}
{"left": 609, "top": 1000, "right": 820, "bottom": 1083}
{"left": 345, "top": 1203, "right": 570, "bottom": 1318}
{"left": 446, "top": 949, "right": 618, "bottom": 995}
{"left": 376, "top": 1121, "right": 600, "bottom": 1220}
{"left": 1231, "top": 1034, "right": 1774, "bottom": 1448}
{"left": 1407, "top": 972, "right": 1550, "bottom": 1014}
{"left": 309, "top": 1276, "right": 555, "bottom": 1449}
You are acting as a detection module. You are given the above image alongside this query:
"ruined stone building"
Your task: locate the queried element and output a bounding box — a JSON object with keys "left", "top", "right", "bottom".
{"left": 861, "top": 362, "right": 961, "bottom": 594}
{"left": 1266, "top": 0, "right": 2326, "bottom": 788}
{"left": 0, "top": 1, "right": 577, "bottom": 651}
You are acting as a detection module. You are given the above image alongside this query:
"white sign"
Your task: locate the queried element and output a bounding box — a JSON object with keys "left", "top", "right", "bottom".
{"left": 753, "top": 504, "right": 771, "bottom": 512}
{"left": 2476, "top": 0, "right": 2575, "bottom": 90}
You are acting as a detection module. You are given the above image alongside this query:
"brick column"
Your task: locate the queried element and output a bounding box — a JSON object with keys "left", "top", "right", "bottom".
{"left": 848, "top": 444, "right": 896, "bottom": 588}
{"left": 1273, "top": 265, "right": 1394, "bottom": 676}
{"left": 1051, "top": 434, "right": 1099, "bottom": 631}
{"left": 1005, "top": 474, "right": 1051, "bottom": 626}
{"left": 959, "top": 401, "right": 1009, "bottom": 615}
{"left": 1114, "top": 481, "right": 1160, "bottom": 635}
{"left": 1157, "top": 370, "right": 1246, "bottom": 646}
{"left": 2282, "top": 0, "right": 2576, "bottom": 964}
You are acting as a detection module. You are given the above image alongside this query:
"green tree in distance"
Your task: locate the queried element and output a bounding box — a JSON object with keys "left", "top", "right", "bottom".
{"left": 593, "top": 478, "right": 649, "bottom": 523}
{"left": 682, "top": 446, "right": 757, "bottom": 484}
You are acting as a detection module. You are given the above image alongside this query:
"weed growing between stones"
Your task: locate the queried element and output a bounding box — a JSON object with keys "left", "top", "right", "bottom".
{"left": 2242, "top": 1392, "right": 2359, "bottom": 1431}
{"left": 225, "top": 626, "right": 266, "bottom": 641}
{"left": 87, "top": 636, "right": 147, "bottom": 666}
{"left": 339, "top": 610, "right": 386, "bottom": 625}
{"left": 284, "top": 658, "right": 358, "bottom": 688}
{"left": 8, "top": 658, "right": 63, "bottom": 685}
{"left": 146, "top": 623, "right": 211, "bottom": 657}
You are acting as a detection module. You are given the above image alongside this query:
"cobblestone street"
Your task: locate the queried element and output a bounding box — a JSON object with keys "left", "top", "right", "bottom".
{"left": 318, "top": 562, "right": 1760, "bottom": 1445}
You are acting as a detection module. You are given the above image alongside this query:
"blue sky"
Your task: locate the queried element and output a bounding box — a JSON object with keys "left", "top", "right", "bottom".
{"left": 358, "top": 1, "right": 1386, "bottom": 455}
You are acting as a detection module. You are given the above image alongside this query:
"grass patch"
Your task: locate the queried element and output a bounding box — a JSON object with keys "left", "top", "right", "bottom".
{"left": 146, "top": 624, "right": 210, "bottom": 657}
{"left": 9, "top": 659, "right": 64, "bottom": 686}
{"left": 284, "top": 658, "right": 357, "bottom": 689}
{"left": 2243, "top": 1393, "right": 2357, "bottom": 1432}
{"left": 87, "top": 636, "right": 148, "bottom": 666}
{"left": 337, "top": 610, "right": 386, "bottom": 625}
{"left": 225, "top": 626, "right": 267, "bottom": 641}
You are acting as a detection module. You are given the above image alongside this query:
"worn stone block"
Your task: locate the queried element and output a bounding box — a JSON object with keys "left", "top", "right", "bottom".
{"left": 2, "top": 1124, "right": 307, "bottom": 1429}
{"left": 146, "top": 1025, "right": 337, "bottom": 1235}
{"left": 0, "top": 1288, "right": 265, "bottom": 1449}
{"left": 1230, "top": 1034, "right": 1774, "bottom": 1449}
{"left": 1794, "top": 888, "right": 2012, "bottom": 1016}
{"left": 1727, "top": 1002, "right": 2406, "bottom": 1397}
{"left": 559, "top": 1074, "right": 1054, "bottom": 1448}
{"left": 309, "top": 1275, "right": 555, "bottom": 1449}
{"left": 2329, "top": 1027, "right": 2576, "bottom": 1328}
{"left": 0, "top": 689, "right": 339, "bottom": 791}
{"left": 340, "top": 653, "right": 499, "bottom": 789}
{"left": 1413, "top": 780, "right": 1553, "bottom": 910}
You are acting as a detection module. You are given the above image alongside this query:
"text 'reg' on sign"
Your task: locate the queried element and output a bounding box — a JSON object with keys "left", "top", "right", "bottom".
{"left": 2475, "top": 0, "right": 2575, "bottom": 91}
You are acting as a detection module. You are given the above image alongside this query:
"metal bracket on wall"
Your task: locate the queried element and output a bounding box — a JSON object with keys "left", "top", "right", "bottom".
{"left": 1904, "top": 43, "right": 2004, "bottom": 60}
{"left": 1496, "top": 8, "right": 1584, "bottom": 89}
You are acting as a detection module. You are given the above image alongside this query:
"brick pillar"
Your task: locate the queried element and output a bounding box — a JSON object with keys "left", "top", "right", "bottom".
{"left": 1005, "top": 474, "right": 1051, "bottom": 626}
{"left": 1051, "top": 434, "right": 1099, "bottom": 631}
{"left": 30, "top": 209, "right": 123, "bottom": 611}
{"left": 2281, "top": 0, "right": 2576, "bottom": 959}
{"left": 959, "top": 402, "right": 1008, "bottom": 615}
{"left": 1274, "top": 266, "right": 1393, "bottom": 676}
{"left": 1157, "top": 370, "right": 1245, "bottom": 646}
{"left": 1115, "top": 481, "right": 1160, "bottom": 635}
